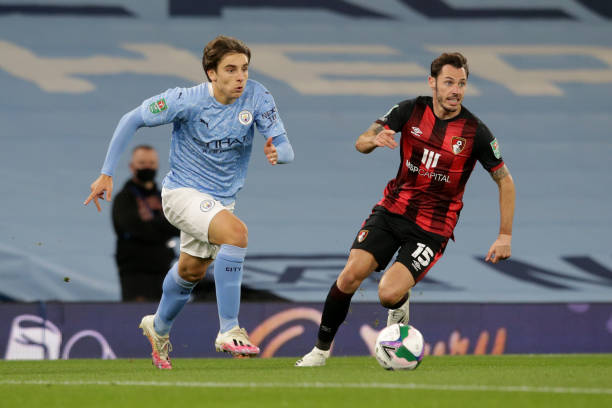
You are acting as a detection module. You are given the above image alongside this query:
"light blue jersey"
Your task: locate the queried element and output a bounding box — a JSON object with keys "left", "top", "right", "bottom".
{"left": 139, "top": 80, "right": 287, "bottom": 204}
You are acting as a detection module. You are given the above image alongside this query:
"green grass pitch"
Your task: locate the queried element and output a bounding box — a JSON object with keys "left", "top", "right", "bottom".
{"left": 2, "top": 355, "right": 611, "bottom": 408}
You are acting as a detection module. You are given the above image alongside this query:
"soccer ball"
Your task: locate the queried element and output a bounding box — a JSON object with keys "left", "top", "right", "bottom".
{"left": 374, "top": 323, "right": 424, "bottom": 370}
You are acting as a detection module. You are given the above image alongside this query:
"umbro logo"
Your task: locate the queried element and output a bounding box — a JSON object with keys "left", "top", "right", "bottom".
{"left": 411, "top": 127, "right": 423, "bottom": 137}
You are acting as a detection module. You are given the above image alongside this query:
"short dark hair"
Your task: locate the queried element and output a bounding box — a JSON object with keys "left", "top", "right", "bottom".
{"left": 132, "top": 144, "right": 155, "bottom": 154}
{"left": 202, "top": 35, "right": 251, "bottom": 81}
{"left": 430, "top": 52, "right": 469, "bottom": 78}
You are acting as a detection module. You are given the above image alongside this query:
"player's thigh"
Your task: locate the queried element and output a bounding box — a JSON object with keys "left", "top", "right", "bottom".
{"left": 350, "top": 210, "right": 401, "bottom": 273}
{"left": 395, "top": 233, "right": 447, "bottom": 285}
{"left": 208, "top": 209, "right": 248, "bottom": 247}
{"left": 161, "top": 187, "right": 233, "bottom": 243}
{"left": 161, "top": 187, "right": 238, "bottom": 259}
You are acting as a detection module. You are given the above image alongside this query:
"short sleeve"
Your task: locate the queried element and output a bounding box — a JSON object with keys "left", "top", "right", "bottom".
{"left": 140, "top": 87, "right": 187, "bottom": 127}
{"left": 474, "top": 122, "right": 504, "bottom": 172}
{"left": 375, "top": 99, "right": 416, "bottom": 133}
{"left": 254, "top": 88, "right": 286, "bottom": 138}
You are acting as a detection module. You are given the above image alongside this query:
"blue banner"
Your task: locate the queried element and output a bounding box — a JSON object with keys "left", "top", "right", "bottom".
{"left": 2, "top": 302, "right": 611, "bottom": 360}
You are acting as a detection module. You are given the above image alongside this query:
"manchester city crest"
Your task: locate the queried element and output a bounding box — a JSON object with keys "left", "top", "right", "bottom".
{"left": 200, "top": 199, "right": 215, "bottom": 212}
{"left": 238, "top": 110, "right": 253, "bottom": 125}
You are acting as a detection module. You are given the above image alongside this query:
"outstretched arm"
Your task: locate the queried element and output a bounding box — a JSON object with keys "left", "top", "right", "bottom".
{"left": 355, "top": 122, "right": 398, "bottom": 154}
{"left": 84, "top": 108, "right": 145, "bottom": 212}
{"left": 485, "top": 164, "right": 515, "bottom": 263}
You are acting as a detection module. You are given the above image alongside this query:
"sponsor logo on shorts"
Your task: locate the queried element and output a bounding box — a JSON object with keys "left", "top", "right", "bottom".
{"left": 452, "top": 136, "right": 466, "bottom": 155}
{"left": 238, "top": 110, "right": 253, "bottom": 125}
{"left": 200, "top": 199, "right": 215, "bottom": 212}
{"left": 357, "top": 229, "right": 368, "bottom": 243}
{"left": 148, "top": 98, "right": 167, "bottom": 114}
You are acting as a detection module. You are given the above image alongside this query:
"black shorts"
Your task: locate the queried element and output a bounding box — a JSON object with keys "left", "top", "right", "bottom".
{"left": 351, "top": 206, "right": 448, "bottom": 282}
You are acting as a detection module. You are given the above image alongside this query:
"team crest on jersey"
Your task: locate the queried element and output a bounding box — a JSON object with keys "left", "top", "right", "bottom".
{"left": 451, "top": 136, "right": 466, "bottom": 155}
{"left": 490, "top": 138, "right": 502, "bottom": 159}
{"left": 357, "top": 230, "right": 369, "bottom": 243}
{"left": 148, "top": 98, "right": 167, "bottom": 114}
{"left": 200, "top": 199, "right": 215, "bottom": 212}
{"left": 238, "top": 110, "right": 253, "bottom": 125}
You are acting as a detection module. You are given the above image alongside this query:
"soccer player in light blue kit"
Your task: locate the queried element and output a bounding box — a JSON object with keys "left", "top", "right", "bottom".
{"left": 84, "top": 36, "right": 294, "bottom": 369}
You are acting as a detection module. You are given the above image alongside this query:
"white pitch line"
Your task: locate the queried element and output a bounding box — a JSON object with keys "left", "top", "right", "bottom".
{"left": 0, "top": 380, "right": 611, "bottom": 395}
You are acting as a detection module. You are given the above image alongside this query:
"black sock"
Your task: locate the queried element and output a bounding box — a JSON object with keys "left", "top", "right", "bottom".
{"left": 315, "top": 281, "right": 354, "bottom": 351}
{"left": 387, "top": 293, "right": 409, "bottom": 310}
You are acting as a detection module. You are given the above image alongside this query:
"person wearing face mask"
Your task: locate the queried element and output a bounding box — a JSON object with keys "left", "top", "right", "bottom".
{"left": 112, "top": 145, "right": 179, "bottom": 302}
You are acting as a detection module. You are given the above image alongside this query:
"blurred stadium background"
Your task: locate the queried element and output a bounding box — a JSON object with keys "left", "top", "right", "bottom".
{"left": 0, "top": 0, "right": 611, "bottom": 359}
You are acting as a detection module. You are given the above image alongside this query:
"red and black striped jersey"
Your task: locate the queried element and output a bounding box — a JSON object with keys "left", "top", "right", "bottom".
{"left": 374, "top": 96, "right": 504, "bottom": 239}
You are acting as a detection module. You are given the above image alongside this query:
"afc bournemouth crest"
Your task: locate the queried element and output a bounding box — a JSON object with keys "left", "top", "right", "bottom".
{"left": 451, "top": 136, "right": 466, "bottom": 155}
{"left": 357, "top": 230, "right": 369, "bottom": 243}
{"left": 238, "top": 110, "right": 253, "bottom": 125}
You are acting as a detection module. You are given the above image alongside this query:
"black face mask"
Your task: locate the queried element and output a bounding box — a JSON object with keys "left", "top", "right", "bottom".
{"left": 136, "top": 168, "right": 156, "bottom": 182}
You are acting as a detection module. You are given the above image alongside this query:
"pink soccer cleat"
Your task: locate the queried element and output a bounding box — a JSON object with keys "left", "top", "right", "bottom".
{"left": 215, "top": 325, "right": 260, "bottom": 357}
{"left": 139, "top": 315, "right": 173, "bottom": 370}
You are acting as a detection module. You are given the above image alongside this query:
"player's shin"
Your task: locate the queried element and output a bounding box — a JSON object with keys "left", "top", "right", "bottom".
{"left": 315, "top": 281, "right": 355, "bottom": 350}
{"left": 154, "top": 263, "right": 196, "bottom": 335}
{"left": 213, "top": 244, "right": 247, "bottom": 333}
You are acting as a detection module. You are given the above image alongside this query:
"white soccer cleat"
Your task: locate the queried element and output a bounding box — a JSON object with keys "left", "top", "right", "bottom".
{"left": 387, "top": 289, "right": 411, "bottom": 326}
{"left": 295, "top": 346, "right": 331, "bottom": 367}
{"left": 215, "top": 325, "right": 260, "bottom": 357}
{"left": 139, "top": 315, "right": 172, "bottom": 370}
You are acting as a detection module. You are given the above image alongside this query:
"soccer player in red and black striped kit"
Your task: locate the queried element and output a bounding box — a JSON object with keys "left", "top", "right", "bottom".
{"left": 296, "top": 52, "right": 516, "bottom": 367}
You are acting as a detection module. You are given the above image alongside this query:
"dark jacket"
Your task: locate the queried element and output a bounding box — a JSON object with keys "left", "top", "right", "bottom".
{"left": 112, "top": 179, "right": 179, "bottom": 272}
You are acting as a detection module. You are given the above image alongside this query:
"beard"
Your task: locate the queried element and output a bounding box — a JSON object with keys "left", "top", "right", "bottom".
{"left": 435, "top": 83, "right": 460, "bottom": 113}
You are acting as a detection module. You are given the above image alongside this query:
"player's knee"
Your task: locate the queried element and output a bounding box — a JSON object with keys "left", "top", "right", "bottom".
{"left": 223, "top": 222, "right": 248, "bottom": 248}
{"left": 337, "top": 268, "right": 366, "bottom": 293}
{"left": 178, "top": 259, "right": 207, "bottom": 282}
{"left": 378, "top": 287, "right": 403, "bottom": 308}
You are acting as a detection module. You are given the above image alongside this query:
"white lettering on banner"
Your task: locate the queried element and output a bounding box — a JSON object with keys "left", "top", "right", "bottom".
{"left": 1, "top": 41, "right": 611, "bottom": 96}
{"left": 428, "top": 45, "right": 612, "bottom": 96}
{"left": 5, "top": 315, "right": 62, "bottom": 360}
{"left": 4, "top": 314, "right": 116, "bottom": 360}
{"left": 249, "top": 44, "right": 434, "bottom": 96}
{"left": 0, "top": 41, "right": 203, "bottom": 93}
{"left": 61, "top": 330, "right": 116, "bottom": 360}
